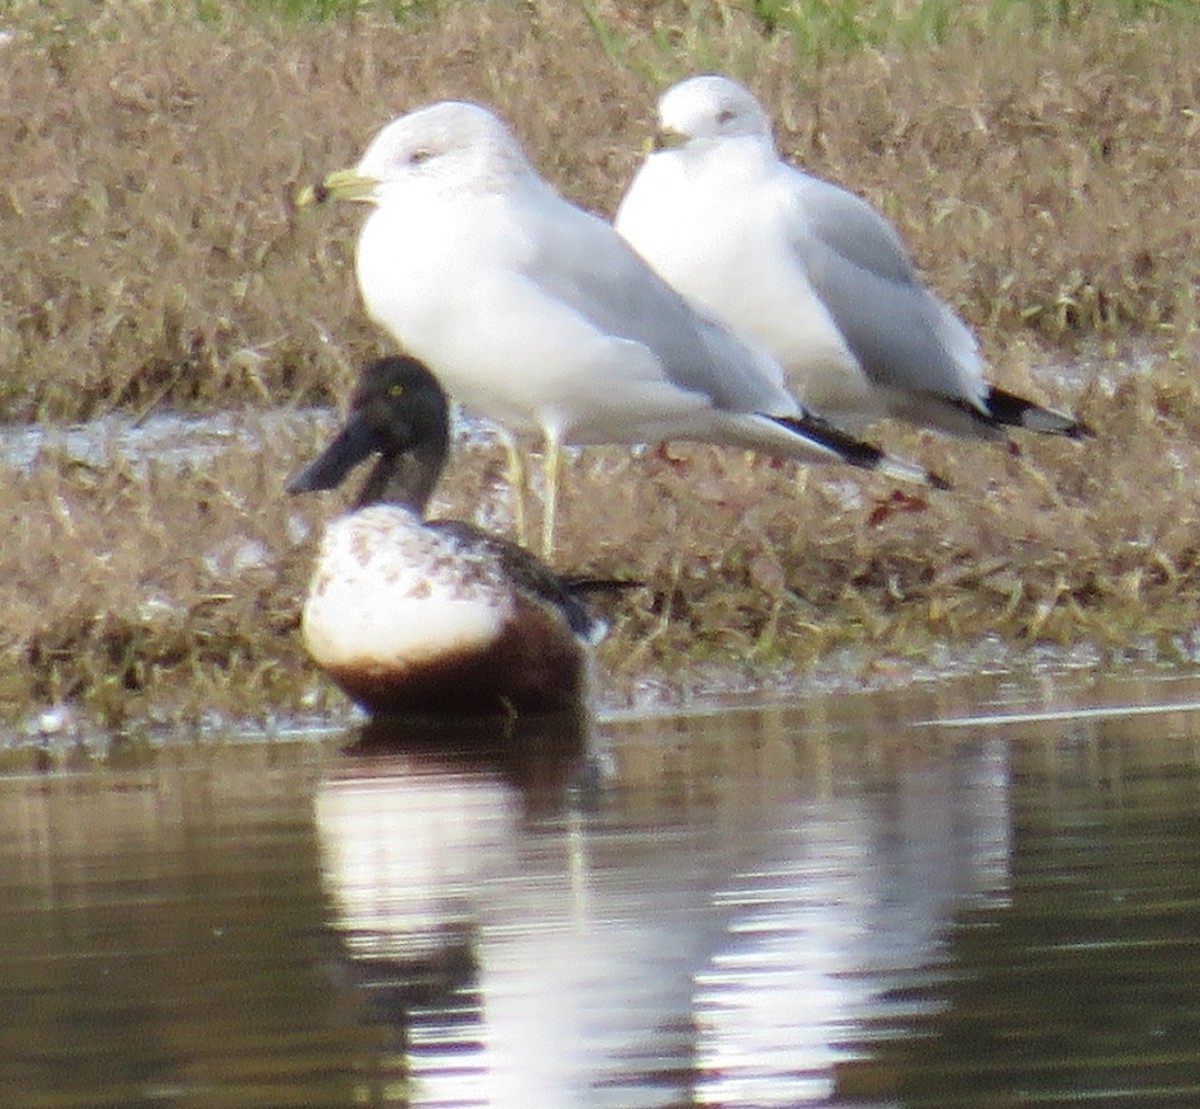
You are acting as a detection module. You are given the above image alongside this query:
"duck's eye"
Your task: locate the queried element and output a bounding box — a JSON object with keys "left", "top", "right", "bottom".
{"left": 716, "top": 108, "right": 736, "bottom": 125}
{"left": 389, "top": 384, "right": 405, "bottom": 398}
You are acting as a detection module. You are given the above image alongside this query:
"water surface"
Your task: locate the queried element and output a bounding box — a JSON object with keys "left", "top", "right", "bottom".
{"left": 3, "top": 668, "right": 1200, "bottom": 1107}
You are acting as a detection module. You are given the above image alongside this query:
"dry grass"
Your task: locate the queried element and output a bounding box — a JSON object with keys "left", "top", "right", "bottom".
{"left": 1, "top": 0, "right": 1199, "bottom": 731}
{"left": 0, "top": 432, "right": 318, "bottom": 729}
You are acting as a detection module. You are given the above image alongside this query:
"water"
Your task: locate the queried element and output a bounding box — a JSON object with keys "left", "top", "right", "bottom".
{"left": 0, "top": 404, "right": 502, "bottom": 477}
{"left": 3, "top": 668, "right": 1200, "bottom": 1107}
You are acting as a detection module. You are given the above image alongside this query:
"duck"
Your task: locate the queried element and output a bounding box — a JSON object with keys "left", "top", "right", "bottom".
{"left": 615, "top": 75, "right": 1090, "bottom": 441}
{"left": 299, "top": 100, "right": 947, "bottom": 557}
{"left": 287, "top": 355, "right": 605, "bottom": 717}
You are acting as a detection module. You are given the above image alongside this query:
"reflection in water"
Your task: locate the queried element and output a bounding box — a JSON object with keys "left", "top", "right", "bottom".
{"left": 318, "top": 711, "right": 587, "bottom": 965}
{"left": 3, "top": 670, "right": 1200, "bottom": 1107}
{"left": 693, "top": 740, "right": 1010, "bottom": 1106}
{"left": 315, "top": 710, "right": 1013, "bottom": 1107}
{"left": 315, "top": 712, "right": 590, "bottom": 1105}
{"left": 868, "top": 712, "right": 1200, "bottom": 1108}
{"left": 0, "top": 744, "right": 356, "bottom": 1109}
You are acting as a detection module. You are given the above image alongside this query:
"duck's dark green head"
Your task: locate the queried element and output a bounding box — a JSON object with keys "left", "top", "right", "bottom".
{"left": 288, "top": 355, "right": 451, "bottom": 511}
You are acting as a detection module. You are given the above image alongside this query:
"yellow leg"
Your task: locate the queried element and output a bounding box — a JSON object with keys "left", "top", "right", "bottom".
{"left": 541, "top": 432, "right": 563, "bottom": 560}
{"left": 497, "top": 429, "right": 528, "bottom": 547}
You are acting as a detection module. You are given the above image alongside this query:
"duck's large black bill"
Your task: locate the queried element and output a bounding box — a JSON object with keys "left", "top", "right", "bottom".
{"left": 287, "top": 412, "right": 380, "bottom": 494}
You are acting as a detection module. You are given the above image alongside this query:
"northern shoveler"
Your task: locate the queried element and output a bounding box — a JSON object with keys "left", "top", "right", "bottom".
{"left": 288, "top": 356, "right": 605, "bottom": 717}
{"left": 299, "top": 100, "right": 945, "bottom": 556}
{"left": 615, "top": 75, "right": 1090, "bottom": 440}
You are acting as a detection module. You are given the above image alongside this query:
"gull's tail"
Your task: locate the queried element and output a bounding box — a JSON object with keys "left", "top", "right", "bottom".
{"left": 769, "top": 412, "right": 952, "bottom": 490}
{"left": 968, "top": 386, "right": 1092, "bottom": 439}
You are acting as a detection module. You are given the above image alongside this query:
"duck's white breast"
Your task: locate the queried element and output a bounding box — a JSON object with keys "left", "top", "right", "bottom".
{"left": 302, "top": 505, "right": 513, "bottom": 673}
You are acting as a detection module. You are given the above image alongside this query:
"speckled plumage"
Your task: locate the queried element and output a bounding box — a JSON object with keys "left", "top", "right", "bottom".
{"left": 290, "top": 357, "right": 603, "bottom": 716}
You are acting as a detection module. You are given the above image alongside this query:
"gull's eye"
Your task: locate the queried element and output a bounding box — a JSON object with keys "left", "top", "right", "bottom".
{"left": 716, "top": 108, "right": 736, "bottom": 125}
{"left": 407, "top": 147, "right": 433, "bottom": 165}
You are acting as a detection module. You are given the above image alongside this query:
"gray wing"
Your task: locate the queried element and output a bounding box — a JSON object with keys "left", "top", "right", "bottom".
{"left": 790, "top": 173, "right": 987, "bottom": 406}
{"left": 520, "top": 189, "right": 796, "bottom": 417}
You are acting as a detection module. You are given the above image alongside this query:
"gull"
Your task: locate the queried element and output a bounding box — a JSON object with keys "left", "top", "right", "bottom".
{"left": 301, "top": 100, "right": 946, "bottom": 557}
{"left": 615, "top": 74, "right": 1089, "bottom": 441}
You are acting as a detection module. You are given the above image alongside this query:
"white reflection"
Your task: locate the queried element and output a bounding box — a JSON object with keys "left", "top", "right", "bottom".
{"left": 475, "top": 815, "right": 731, "bottom": 1108}
{"left": 315, "top": 746, "right": 722, "bottom": 1107}
{"left": 315, "top": 727, "right": 1012, "bottom": 1108}
{"left": 318, "top": 758, "right": 513, "bottom": 1106}
{"left": 316, "top": 764, "right": 518, "bottom": 962}
{"left": 694, "top": 739, "right": 1012, "bottom": 1107}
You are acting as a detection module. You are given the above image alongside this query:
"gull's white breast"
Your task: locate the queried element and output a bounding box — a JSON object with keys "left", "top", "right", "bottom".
{"left": 617, "top": 147, "right": 874, "bottom": 418}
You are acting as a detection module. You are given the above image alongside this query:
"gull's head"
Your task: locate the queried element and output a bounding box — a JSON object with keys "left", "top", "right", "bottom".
{"left": 300, "top": 101, "right": 532, "bottom": 208}
{"left": 654, "top": 75, "right": 774, "bottom": 151}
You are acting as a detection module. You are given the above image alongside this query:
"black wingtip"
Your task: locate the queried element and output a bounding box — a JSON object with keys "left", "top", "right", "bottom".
{"left": 770, "top": 411, "right": 949, "bottom": 489}
{"left": 982, "top": 386, "right": 1092, "bottom": 440}
{"left": 770, "top": 411, "right": 889, "bottom": 469}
